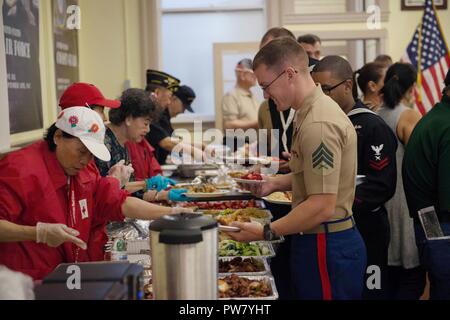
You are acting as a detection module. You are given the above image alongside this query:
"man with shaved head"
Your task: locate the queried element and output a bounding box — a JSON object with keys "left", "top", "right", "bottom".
{"left": 312, "top": 56, "right": 397, "bottom": 300}
{"left": 227, "top": 38, "right": 366, "bottom": 300}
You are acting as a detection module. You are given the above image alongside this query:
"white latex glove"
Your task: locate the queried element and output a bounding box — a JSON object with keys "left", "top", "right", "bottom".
{"left": 170, "top": 207, "right": 195, "bottom": 214}
{"left": 36, "top": 223, "right": 87, "bottom": 250}
{"left": 108, "top": 160, "right": 134, "bottom": 187}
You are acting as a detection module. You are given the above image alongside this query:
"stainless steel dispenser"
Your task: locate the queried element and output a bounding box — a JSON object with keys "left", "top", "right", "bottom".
{"left": 149, "top": 213, "right": 218, "bottom": 300}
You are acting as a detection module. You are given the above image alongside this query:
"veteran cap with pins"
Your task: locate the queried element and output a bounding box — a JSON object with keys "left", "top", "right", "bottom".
{"left": 146, "top": 69, "right": 180, "bottom": 93}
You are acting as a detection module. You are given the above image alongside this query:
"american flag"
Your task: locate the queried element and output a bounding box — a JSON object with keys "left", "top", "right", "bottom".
{"left": 402, "top": 0, "right": 450, "bottom": 114}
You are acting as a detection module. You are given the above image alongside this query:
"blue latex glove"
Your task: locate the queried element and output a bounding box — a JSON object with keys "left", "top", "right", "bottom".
{"left": 145, "top": 175, "right": 176, "bottom": 192}
{"left": 168, "top": 189, "right": 191, "bottom": 202}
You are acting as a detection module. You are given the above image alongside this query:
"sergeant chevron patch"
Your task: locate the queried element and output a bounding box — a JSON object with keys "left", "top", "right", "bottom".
{"left": 312, "top": 142, "right": 334, "bottom": 175}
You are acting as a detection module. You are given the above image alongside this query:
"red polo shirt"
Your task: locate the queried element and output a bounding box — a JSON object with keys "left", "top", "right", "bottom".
{"left": 0, "top": 141, "right": 128, "bottom": 280}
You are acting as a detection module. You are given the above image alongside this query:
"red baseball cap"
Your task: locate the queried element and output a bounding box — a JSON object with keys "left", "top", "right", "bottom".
{"left": 59, "top": 82, "right": 121, "bottom": 110}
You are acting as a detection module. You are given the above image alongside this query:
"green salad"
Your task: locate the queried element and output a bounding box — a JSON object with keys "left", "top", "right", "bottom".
{"left": 219, "top": 240, "right": 271, "bottom": 257}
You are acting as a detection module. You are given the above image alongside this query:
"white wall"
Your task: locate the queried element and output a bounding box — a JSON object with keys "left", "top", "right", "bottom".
{"left": 162, "top": 9, "right": 266, "bottom": 116}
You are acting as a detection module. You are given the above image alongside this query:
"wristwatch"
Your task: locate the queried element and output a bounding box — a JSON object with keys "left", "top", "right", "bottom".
{"left": 263, "top": 223, "right": 276, "bottom": 241}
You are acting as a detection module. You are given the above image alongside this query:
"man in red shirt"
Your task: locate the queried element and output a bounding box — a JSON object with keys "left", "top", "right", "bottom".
{"left": 0, "top": 107, "right": 188, "bottom": 280}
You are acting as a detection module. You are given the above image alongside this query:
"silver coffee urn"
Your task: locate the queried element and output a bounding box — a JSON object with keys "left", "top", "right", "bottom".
{"left": 149, "top": 213, "right": 218, "bottom": 300}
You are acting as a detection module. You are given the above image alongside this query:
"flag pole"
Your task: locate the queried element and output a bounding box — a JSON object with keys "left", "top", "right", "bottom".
{"left": 432, "top": 0, "right": 450, "bottom": 52}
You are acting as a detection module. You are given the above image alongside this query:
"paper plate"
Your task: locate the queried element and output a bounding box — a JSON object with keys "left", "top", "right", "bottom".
{"left": 261, "top": 197, "right": 291, "bottom": 205}
{"left": 237, "top": 189, "right": 252, "bottom": 194}
{"left": 218, "top": 225, "right": 240, "bottom": 232}
{"left": 214, "top": 184, "right": 233, "bottom": 190}
{"left": 233, "top": 178, "right": 267, "bottom": 184}
{"left": 262, "top": 192, "right": 292, "bottom": 205}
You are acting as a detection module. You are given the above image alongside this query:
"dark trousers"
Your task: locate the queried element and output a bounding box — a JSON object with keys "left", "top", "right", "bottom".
{"left": 353, "top": 207, "right": 390, "bottom": 300}
{"left": 414, "top": 221, "right": 450, "bottom": 300}
{"left": 264, "top": 201, "right": 294, "bottom": 300}
{"left": 290, "top": 226, "right": 367, "bottom": 300}
{"left": 387, "top": 266, "right": 426, "bottom": 300}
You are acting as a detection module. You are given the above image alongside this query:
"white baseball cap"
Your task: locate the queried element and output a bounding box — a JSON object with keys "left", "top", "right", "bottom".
{"left": 55, "top": 107, "right": 111, "bottom": 161}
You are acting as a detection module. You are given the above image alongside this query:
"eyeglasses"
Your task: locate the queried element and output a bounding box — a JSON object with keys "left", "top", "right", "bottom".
{"left": 321, "top": 79, "right": 350, "bottom": 95}
{"left": 260, "top": 70, "right": 287, "bottom": 92}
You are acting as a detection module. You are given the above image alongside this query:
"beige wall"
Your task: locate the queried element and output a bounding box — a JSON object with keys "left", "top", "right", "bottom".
{"left": 10, "top": 0, "right": 146, "bottom": 147}
{"left": 6, "top": 1, "right": 450, "bottom": 147}
{"left": 386, "top": 1, "right": 449, "bottom": 60}
{"left": 286, "top": 2, "right": 450, "bottom": 61}
{"left": 78, "top": 0, "right": 144, "bottom": 99}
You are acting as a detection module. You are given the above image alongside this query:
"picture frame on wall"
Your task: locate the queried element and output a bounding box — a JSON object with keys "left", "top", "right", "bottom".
{"left": 401, "top": 0, "right": 448, "bottom": 10}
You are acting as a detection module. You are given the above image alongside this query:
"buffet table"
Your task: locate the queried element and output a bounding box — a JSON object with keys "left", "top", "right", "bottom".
{"left": 121, "top": 199, "right": 283, "bottom": 300}
{"left": 105, "top": 164, "right": 292, "bottom": 300}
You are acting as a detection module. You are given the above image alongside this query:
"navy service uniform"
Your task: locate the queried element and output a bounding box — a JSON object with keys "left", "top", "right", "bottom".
{"left": 348, "top": 101, "right": 398, "bottom": 299}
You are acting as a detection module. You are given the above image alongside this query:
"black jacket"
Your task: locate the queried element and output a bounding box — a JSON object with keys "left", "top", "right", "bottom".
{"left": 349, "top": 101, "right": 398, "bottom": 213}
{"left": 146, "top": 110, "right": 174, "bottom": 164}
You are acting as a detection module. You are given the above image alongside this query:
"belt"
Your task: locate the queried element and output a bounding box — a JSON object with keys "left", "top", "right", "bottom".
{"left": 302, "top": 216, "right": 356, "bottom": 235}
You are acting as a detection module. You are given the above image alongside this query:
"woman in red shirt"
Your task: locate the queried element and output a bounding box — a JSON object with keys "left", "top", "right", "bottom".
{"left": 0, "top": 107, "right": 189, "bottom": 280}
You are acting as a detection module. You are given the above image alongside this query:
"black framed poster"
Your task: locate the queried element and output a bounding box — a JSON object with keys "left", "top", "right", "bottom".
{"left": 53, "top": 0, "right": 79, "bottom": 104}
{"left": 3, "top": 0, "right": 42, "bottom": 134}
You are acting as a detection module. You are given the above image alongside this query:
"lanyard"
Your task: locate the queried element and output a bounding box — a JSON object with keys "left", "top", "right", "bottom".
{"left": 67, "top": 177, "right": 80, "bottom": 262}
{"left": 279, "top": 109, "right": 296, "bottom": 154}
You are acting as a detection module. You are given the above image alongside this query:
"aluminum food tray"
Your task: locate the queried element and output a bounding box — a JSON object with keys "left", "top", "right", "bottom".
{"left": 218, "top": 275, "right": 279, "bottom": 300}
{"left": 177, "top": 199, "right": 266, "bottom": 210}
{"left": 177, "top": 164, "right": 218, "bottom": 178}
{"left": 218, "top": 257, "right": 271, "bottom": 277}
{"left": 218, "top": 241, "right": 276, "bottom": 259}
{"left": 199, "top": 209, "right": 273, "bottom": 224}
